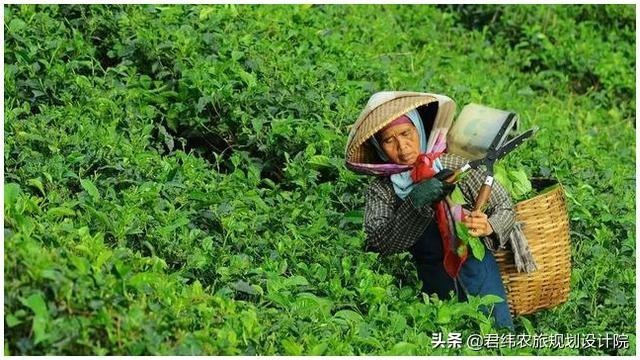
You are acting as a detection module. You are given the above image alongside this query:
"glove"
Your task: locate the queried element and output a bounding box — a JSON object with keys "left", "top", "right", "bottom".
{"left": 408, "top": 169, "right": 456, "bottom": 209}
{"left": 408, "top": 178, "right": 444, "bottom": 208}
{"left": 434, "top": 168, "right": 456, "bottom": 197}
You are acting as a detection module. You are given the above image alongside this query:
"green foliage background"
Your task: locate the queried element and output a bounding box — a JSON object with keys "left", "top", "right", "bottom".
{"left": 4, "top": 4, "right": 636, "bottom": 355}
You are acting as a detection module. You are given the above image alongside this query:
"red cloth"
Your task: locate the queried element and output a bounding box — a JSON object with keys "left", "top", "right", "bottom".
{"left": 435, "top": 201, "right": 468, "bottom": 279}
{"left": 411, "top": 153, "right": 468, "bottom": 279}
{"left": 410, "top": 153, "right": 444, "bottom": 183}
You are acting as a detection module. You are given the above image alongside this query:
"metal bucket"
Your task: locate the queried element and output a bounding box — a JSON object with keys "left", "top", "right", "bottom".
{"left": 447, "top": 103, "right": 519, "bottom": 160}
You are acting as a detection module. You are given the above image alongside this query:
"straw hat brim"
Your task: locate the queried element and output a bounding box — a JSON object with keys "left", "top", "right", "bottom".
{"left": 345, "top": 94, "right": 439, "bottom": 165}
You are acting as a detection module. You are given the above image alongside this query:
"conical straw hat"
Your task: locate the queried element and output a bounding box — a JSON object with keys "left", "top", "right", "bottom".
{"left": 345, "top": 91, "right": 456, "bottom": 175}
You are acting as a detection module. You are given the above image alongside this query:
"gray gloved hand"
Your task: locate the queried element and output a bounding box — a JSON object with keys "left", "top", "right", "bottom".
{"left": 408, "top": 178, "right": 445, "bottom": 208}
{"left": 408, "top": 169, "right": 456, "bottom": 208}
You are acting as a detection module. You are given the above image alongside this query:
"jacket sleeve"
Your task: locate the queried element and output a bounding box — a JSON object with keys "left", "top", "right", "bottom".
{"left": 363, "top": 179, "right": 435, "bottom": 256}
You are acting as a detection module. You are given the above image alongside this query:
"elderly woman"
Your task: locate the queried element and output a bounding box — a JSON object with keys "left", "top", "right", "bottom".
{"left": 345, "top": 92, "right": 532, "bottom": 331}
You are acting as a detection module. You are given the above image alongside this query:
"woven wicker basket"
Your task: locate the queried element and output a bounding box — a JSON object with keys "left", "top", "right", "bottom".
{"left": 494, "top": 178, "right": 572, "bottom": 316}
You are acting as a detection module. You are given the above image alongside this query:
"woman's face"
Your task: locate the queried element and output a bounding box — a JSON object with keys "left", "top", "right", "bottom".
{"left": 379, "top": 123, "right": 420, "bottom": 165}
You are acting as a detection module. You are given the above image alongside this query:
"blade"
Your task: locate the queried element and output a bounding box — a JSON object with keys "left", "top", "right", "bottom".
{"left": 493, "top": 126, "right": 538, "bottom": 161}
{"left": 467, "top": 158, "right": 485, "bottom": 169}
{"left": 488, "top": 112, "right": 517, "bottom": 152}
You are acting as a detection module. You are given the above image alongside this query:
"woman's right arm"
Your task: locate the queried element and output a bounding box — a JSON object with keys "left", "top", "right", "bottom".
{"left": 363, "top": 179, "right": 436, "bottom": 256}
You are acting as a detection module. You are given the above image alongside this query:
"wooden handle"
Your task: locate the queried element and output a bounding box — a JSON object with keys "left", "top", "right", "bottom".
{"left": 473, "top": 183, "right": 493, "bottom": 211}
{"left": 444, "top": 168, "right": 462, "bottom": 184}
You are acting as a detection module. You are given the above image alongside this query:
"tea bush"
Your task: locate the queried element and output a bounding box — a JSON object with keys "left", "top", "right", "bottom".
{"left": 4, "top": 4, "right": 635, "bottom": 355}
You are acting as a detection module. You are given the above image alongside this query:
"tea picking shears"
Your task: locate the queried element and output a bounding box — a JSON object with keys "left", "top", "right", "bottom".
{"left": 445, "top": 117, "right": 539, "bottom": 211}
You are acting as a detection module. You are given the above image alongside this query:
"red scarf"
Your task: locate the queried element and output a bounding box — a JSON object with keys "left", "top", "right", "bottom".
{"left": 435, "top": 201, "right": 468, "bottom": 278}
{"left": 412, "top": 154, "right": 468, "bottom": 279}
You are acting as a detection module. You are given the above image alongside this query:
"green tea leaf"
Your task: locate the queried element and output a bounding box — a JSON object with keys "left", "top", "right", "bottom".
{"left": 333, "top": 309, "right": 364, "bottom": 323}
{"left": 199, "top": 6, "right": 215, "bottom": 20}
{"left": 309, "top": 342, "right": 328, "bottom": 355}
{"left": 20, "top": 293, "right": 50, "bottom": 344}
{"left": 342, "top": 210, "right": 363, "bottom": 225}
{"left": 251, "top": 118, "right": 264, "bottom": 133}
{"left": 455, "top": 221, "right": 471, "bottom": 243}
{"left": 436, "top": 306, "right": 451, "bottom": 324}
{"left": 389, "top": 313, "right": 407, "bottom": 333}
{"left": 27, "top": 178, "right": 45, "bottom": 196}
{"left": 8, "top": 18, "right": 27, "bottom": 32}
{"left": 5, "top": 314, "right": 22, "bottom": 327}
{"left": 20, "top": 293, "right": 48, "bottom": 319}
{"left": 80, "top": 179, "right": 100, "bottom": 200}
{"left": 468, "top": 237, "right": 485, "bottom": 261}
{"left": 493, "top": 163, "right": 512, "bottom": 195}
{"left": 387, "top": 342, "right": 417, "bottom": 355}
{"left": 450, "top": 185, "right": 466, "bottom": 205}
{"left": 284, "top": 275, "right": 309, "bottom": 287}
{"left": 520, "top": 316, "right": 535, "bottom": 335}
{"left": 479, "top": 294, "right": 505, "bottom": 306}
{"left": 308, "top": 155, "right": 332, "bottom": 169}
{"left": 47, "top": 206, "right": 76, "bottom": 217}
{"left": 157, "top": 124, "right": 174, "bottom": 152}
{"left": 128, "top": 272, "right": 159, "bottom": 289}
{"left": 281, "top": 338, "right": 303, "bottom": 355}
{"left": 4, "top": 183, "right": 21, "bottom": 207}
{"left": 238, "top": 69, "right": 257, "bottom": 88}
{"left": 233, "top": 280, "right": 257, "bottom": 295}
{"left": 509, "top": 168, "right": 532, "bottom": 198}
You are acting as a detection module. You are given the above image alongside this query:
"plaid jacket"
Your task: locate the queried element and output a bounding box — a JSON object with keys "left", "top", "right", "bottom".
{"left": 363, "top": 153, "right": 516, "bottom": 257}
